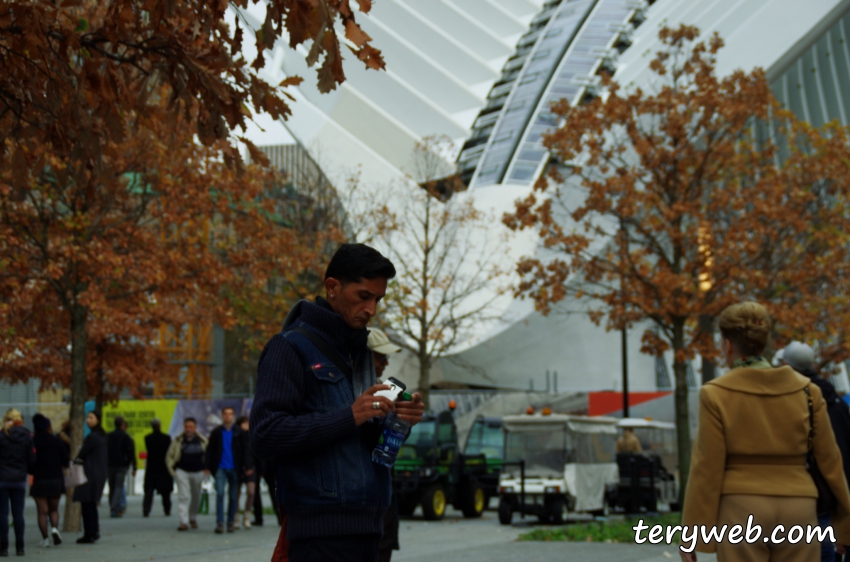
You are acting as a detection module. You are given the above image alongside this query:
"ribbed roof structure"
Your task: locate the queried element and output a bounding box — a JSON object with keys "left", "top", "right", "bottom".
{"left": 245, "top": 0, "right": 850, "bottom": 392}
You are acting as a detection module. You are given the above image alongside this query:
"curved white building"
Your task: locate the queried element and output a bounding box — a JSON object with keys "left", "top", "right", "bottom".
{"left": 246, "top": 0, "right": 850, "bottom": 394}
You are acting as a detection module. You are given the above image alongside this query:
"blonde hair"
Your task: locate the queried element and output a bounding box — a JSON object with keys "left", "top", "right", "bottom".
{"left": 3, "top": 408, "right": 23, "bottom": 435}
{"left": 718, "top": 301, "right": 771, "bottom": 357}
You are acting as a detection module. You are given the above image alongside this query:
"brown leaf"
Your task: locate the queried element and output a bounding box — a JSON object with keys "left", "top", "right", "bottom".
{"left": 344, "top": 20, "right": 371, "bottom": 47}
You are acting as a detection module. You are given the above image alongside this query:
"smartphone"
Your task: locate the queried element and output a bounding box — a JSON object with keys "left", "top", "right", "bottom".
{"left": 374, "top": 377, "right": 407, "bottom": 401}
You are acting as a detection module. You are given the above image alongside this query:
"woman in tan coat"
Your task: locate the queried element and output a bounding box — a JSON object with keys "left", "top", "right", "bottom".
{"left": 681, "top": 302, "right": 850, "bottom": 562}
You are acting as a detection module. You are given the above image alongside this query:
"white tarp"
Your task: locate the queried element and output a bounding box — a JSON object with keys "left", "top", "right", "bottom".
{"left": 565, "top": 463, "right": 619, "bottom": 512}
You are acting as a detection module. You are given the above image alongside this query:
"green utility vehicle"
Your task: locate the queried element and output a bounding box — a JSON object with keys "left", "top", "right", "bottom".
{"left": 462, "top": 415, "right": 504, "bottom": 503}
{"left": 393, "top": 410, "right": 488, "bottom": 521}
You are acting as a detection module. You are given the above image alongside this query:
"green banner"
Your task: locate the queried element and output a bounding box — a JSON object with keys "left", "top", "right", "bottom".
{"left": 103, "top": 400, "right": 178, "bottom": 466}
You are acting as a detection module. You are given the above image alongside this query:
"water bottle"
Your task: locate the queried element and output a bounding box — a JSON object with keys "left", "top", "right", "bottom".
{"left": 372, "top": 392, "right": 412, "bottom": 467}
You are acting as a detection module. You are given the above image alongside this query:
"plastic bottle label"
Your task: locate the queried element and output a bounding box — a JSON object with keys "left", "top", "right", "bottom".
{"left": 377, "top": 428, "right": 406, "bottom": 455}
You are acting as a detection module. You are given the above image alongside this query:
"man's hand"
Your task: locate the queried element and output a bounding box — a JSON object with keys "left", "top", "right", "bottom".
{"left": 837, "top": 544, "right": 846, "bottom": 555}
{"left": 352, "top": 385, "right": 395, "bottom": 426}
{"left": 395, "top": 393, "right": 425, "bottom": 426}
{"left": 679, "top": 550, "right": 696, "bottom": 562}
{"left": 203, "top": 469, "right": 210, "bottom": 477}
{"left": 245, "top": 469, "right": 254, "bottom": 477}
{"left": 132, "top": 470, "right": 137, "bottom": 477}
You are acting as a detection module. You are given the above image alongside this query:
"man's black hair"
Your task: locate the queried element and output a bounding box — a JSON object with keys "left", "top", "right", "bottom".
{"left": 184, "top": 417, "right": 197, "bottom": 425}
{"left": 324, "top": 244, "right": 396, "bottom": 285}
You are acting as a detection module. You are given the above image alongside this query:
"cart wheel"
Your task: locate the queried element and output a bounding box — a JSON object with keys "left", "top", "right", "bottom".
{"left": 421, "top": 485, "right": 447, "bottom": 521}
{"left": 461, "top": 484, "right": 486, "bottom": 518}
{"left": 498, "top": 497, "right": 513, "bottom": 525}
{"left": 551, "top": 499, "right": 568, "bottom": 525}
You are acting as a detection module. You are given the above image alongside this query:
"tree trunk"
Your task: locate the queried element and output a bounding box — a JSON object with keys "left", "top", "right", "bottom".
{"left": 95, "top": 365, "right": 105, "bottom": 414}
{"left": 699, "top": 314, "right": 716, "bottom": 384}
{"left": 63, "top": 304, "right": 88, "bottom": 533}
{"left": 672, "top": 318, "right": 692, "bottom": 509}
{"left": 418, "top": 348, "right": 430, "bottom": 412}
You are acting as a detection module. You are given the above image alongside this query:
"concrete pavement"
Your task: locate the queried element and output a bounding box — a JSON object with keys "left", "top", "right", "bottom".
{"left": 10, "top": 495, "right": 714, "bottom": 561}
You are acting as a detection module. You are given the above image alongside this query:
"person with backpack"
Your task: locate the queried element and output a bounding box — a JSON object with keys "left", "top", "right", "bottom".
{"left": 784, "top": 341, "right": 850, "bottom": 562}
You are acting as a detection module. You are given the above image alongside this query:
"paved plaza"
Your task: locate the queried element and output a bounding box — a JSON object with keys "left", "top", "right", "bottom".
{"left": 10, "top": 494, "right": 715, "bottom": 561}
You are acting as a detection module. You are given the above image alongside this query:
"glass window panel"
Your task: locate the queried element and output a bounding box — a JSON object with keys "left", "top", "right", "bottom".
{"left": 519, "top": 148, "right": 546, "bottom": 161}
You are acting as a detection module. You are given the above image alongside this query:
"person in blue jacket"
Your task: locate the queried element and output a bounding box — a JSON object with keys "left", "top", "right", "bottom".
{"left": 250, "top": 243, "right": 424, "bottom": 562}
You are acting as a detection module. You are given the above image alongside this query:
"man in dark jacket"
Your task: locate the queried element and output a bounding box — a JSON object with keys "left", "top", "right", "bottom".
{"left": 143, "top": 418, "right": 173, "bottom": 517}
{"left": 785, "top": 341, "right": 850, "bottom": 562}
{"left": 250, "top": 244, "right": 424, "bottom": 562}
{"left": 106, "top": 416, "right": 136, "bottom": 518}
{"left": 206, "top": 407, "right": 253, "bottom": 534}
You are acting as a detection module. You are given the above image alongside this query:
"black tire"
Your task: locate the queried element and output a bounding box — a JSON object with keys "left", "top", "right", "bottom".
{"left": 421, "top": 485, "right": 447, "bottom": 521}
{"left": 551, "top": 499, "right": 568, "bottom": 525}
{"left": 498, "top": 497, "right": 513, "bottom": 525}
{"left": 460, "top": 483, "right": 486, "bottom": 518}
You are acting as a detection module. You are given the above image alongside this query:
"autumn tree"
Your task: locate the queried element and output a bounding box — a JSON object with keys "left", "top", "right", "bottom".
{"left": 0, "top": 97, "right": 316, "bottom": 529}
{"left": 1, "top": 0, "right": 383, "bottom": 167}
{"left": 224, "top": 148, "right": 345, "bottom": 393}
{"left": 503, "top": 26, "right": 850, "bottom": 503}
{"left": 1, "top": 0, "right": 383, "bottom": 455}
{"left": 221, "top": 145, "right": 401, "bottom": 393}
{"left": 378, "top": 139, "right": 508, "bottom": 408}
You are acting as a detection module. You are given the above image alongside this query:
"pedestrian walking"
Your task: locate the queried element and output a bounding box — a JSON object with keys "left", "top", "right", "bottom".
{"left": 369, "top": 328, "right": 403, "bottom": 562}
{"left": 29, "top": 414, "right": 68, "bottom": 548}
{"left": 73, "top": 410, "right": 108, "bottom": 545}
{"left": 251, "top": 244, "right": 424, "bottom": 562}
{"left": 206, "top": 407, "right": 251, "bottom": 534}
{"left": 251, "top": 457, "right": 280, "bottom": 527}
{"left": 681, "top": 302, "right": 850, "bottom": 562}
{"left": 234, "top": 416, "right": 255, "bottom": 530}
{"left": 106, "top": 416, "right": 136, "bottom": 518}
{"left": 143, "top": 418, "right": 173, "bottom": 517}
{"left": 783, "top": 341, "right": 850, "bottom": 562}
{"left": 166, "top": 417, "right": 208, "bottom": 531}
{"left": 0, "top": 408, "right": 35, "bottom": 556}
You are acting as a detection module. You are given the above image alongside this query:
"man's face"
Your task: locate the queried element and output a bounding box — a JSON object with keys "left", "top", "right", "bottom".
{"left": 184, "top": 421, "right": 196, "bottom": 438}
{"left": 222, "top": 408, "right": 234, "bottom": 426}
{"left": 325, "top": 276, "right": 388, "bottom": 330}
{"left": 373, "top": 352, "right": 389, "bottom": 378}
